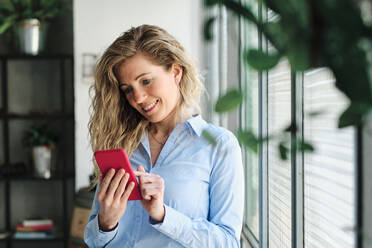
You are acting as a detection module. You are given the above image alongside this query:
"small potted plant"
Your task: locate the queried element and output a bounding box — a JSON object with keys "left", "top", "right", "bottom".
{"left": 22, "top": 123, "right": 59, "bottom": 178}
{"left": 0, "top": 0, "right": 66, "bottom": 55}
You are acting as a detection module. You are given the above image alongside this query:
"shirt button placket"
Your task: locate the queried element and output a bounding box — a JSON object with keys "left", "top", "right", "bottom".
{"left": 132, "top": 213, "right": 142, "bottom": 246}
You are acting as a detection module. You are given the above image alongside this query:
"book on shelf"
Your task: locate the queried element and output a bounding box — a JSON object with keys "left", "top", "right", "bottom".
{"left": 0, "top": 232, "right": 10, "bottom": 239}
{"left": 13, "top": 231, "right": 55, "bottom": 239}
{"left": 16, "top": 223, "right": 53, "bottom": 232}
{"left": 22, "top": 218, "right": 53, "bottom": 227}
{"left": 13, "top": 218, "right": 55, "bottom": 240}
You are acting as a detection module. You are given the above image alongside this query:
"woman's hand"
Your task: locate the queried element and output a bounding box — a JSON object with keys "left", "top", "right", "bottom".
{"left": 97, "top": 168, "right": 135, "bottom": 231}
{"left": 134, "top": 166, "right": 165, "bottom": 222}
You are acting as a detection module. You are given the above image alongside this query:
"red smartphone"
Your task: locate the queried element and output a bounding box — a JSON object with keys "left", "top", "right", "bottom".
{"left": 94, "top": 148, "right": 142, "bottom": 201}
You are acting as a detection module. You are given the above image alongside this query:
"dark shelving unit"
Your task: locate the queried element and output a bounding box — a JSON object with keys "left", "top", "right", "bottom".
{"left": 0, "top": 54, "right": 75, "bottom": 248}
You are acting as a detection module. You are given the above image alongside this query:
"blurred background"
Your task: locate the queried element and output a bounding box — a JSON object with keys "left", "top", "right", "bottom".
{"left": 0, "top": 0, "right": 371, "bottom": 248}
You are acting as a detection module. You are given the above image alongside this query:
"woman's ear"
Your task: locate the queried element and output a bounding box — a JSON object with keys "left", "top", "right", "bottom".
{"left": 172, "top": 63, "right": 183, "bottom": 84}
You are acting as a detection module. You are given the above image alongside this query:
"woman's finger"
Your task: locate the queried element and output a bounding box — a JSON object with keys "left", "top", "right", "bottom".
{"left": 142, "top": 185, "right": 163, "bottom": 195}
{"left": 114, "top": 172, "right": 129, "bottom": 200}
{"left": 106, "top": 169, "right": 125, "bottom": 199}
{"left": 97, "top": 169, "right": 116, "bottom": 200}
{"left": 121, "top": 181, "right": 135, "bottom": 201}
{"left": 138, "top": 174, "right": 162, "bottom": 184}
{"left": 140, "top": 182, "right": 162, "bottom": 196}
{"left": 133, "top": 171, "right": 147, "bottom": 177}
{"left": 141, "top": 186, "right": 163, "bottom": 200}
{"left": 136, "top": 166, "right": 147, "bottom": 188}
{"left": 141, "top": 180, "right": 162, "bottom": 189}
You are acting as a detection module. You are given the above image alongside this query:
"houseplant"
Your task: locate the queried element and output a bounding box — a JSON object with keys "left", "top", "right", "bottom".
{"left": 0, "top": 0, "right": 66, "bottom": 54}
{"left": 22, "top": 123, "right": 59, "bottom": 178}
{"left": 203, "top": 0, "right": 372, "bottom": 159}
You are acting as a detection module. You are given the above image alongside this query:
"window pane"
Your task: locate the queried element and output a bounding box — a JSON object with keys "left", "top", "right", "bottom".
{"left": 303, "top": 68, "right": 355, "bottom": 248}
{"left": 241, "top": 0, "right": 260, "bottom": 240}
{"left": 267, "top": 60, "right": 292, "bottom": 248}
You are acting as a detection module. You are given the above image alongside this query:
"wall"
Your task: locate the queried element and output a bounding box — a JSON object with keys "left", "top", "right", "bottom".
{"left": 74, "top": 0, "right": 204, "bottom": 190}
{"left": 364, "top": 113, "right": 372, "bottom": 248}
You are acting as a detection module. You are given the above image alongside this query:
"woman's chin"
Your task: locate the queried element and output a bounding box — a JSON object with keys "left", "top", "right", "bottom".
{"left": 147, "top": 115, "right": 163, "bottom": 123}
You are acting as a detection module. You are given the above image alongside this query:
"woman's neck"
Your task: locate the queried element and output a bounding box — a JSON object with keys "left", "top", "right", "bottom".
{"left": 150, "top": 109, "right": 192, "bottom": 136}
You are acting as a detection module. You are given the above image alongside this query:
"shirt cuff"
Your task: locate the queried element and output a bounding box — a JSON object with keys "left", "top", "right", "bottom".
{"left": 149, "top": 204, "right": 192, "bottom": 238}
{"left": 93, "top": 215, "right": 118, "bottom": 242}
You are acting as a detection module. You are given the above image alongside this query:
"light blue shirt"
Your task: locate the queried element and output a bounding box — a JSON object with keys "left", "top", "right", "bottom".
{"left": 84, "top": 115, "right": 244, "bottom": 247}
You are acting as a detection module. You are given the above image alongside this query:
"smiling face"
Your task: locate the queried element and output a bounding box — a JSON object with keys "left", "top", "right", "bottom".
{"left": 116, "top": 53, "right": 183, "bottom": 124}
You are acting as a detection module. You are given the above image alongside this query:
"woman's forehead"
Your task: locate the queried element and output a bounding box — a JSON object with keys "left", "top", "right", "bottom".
{"left": 117, "top": 54, "right": 164, "bottom": 83}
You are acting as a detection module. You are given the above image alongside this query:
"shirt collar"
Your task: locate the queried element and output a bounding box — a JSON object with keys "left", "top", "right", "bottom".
{"left": 140, "top": 114, "right": 207, "bottom": 148}
{"left": 184, "top": 114, "right": 207, "bottom": 137}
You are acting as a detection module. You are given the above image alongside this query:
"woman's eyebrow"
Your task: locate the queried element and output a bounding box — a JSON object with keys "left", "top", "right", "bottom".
{"left": 119, "top": 72, "right": 151, "bottom": 87}
{"left": 135, "top": 72, "right": 150, "bottom": 80}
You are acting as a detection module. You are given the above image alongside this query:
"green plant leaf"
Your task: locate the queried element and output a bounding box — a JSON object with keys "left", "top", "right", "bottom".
{"left": 279, "top": 141, "right": 289, "bottom": 160}
{"left": 204, "top": 0, "right": 220, "bottom": 7}
{"left": 244, "top": 49, "right": 281, "bottom": 70}
{"left": 0, "top": 3, "right": 13, "bottom": 14}
{"left": 222, "top": 0, "right": 259, "bottom": 25}
{"left": 307, "top": 110, "right": 324, "bottom": 117}
{"left": 0, "top": 0, "right": 65, "bottom": 23}
{"left": 214, "top": 89, "right": 243, "bottom": 113}
{"left": 263, "top": 0, "right": 281, "bottom": 14}
{"left": 338, "top": 102, "right": 371, "bottom": 128}
{"left": 237, "top": 129, "right": 258, "bottom": 153}
{"left": 0, "top": 19, "right": 14, "bottom": 35}
{"left": 23, "top": 123, "right": 59, "bottom": 147}
{"left": 331, "top": 47, "right": 372, "bottom": 103}
{"left": 286, "top": 42, "right": 310, "bottom": 71}
{"left": 297, "top": 140, "right": 314, "bottom": 153}
{"left": 284, "top": 123, "right": 297, "bottom": 133}
{"left": 262, "top": 21, "right": 287, "bottom": 52}
{"left": 265, "top": 0, "right": 309, "bottom": 27}
{"left": 202, "top": 130, "right": 217, "bottom": 146}
{"left": 203, "top": 17, "right": 216, "bottom": 42}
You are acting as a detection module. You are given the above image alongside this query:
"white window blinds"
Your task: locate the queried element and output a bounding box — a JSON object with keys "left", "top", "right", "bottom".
{"left": 303, "top": 68, "right": 355, "bottom": 248}
{"left": 267, "top": 60, "right": 292, "bottom": 248}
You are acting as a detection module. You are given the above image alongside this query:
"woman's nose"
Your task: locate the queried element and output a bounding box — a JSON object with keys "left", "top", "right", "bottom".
{"left": 133, "top": 88, "right": 147, "bottom": 104}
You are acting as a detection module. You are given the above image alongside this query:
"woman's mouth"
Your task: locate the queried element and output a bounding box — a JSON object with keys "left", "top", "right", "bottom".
{"left": 142, "top": 99, "right": 159, "bottom": 113}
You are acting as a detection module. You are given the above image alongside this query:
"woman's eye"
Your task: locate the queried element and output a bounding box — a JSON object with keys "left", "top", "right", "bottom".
{"left": 143, "top": 79, "right": 151, "bottom": 85}
{"left": 123, "top": 87, "right": 132, "bottom": 94}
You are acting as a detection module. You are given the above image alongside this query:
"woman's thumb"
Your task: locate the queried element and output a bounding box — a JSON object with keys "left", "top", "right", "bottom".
{"left": 137, "top": 165, "right": 145, "bottom": 172}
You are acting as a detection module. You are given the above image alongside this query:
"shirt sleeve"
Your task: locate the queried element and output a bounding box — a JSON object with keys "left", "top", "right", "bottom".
{"left": 150, "top": 134, "right": 245, "bottom": 248}
{"left": 84, "top": 185, "right": 119, "bottom": 248}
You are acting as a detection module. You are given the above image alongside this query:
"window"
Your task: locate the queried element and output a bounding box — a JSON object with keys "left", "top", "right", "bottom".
{"left": 240, "top": 0, "right": 260, "bottom": 241}
{"left": 204, "top": 2, "right": 358, "bottom": 248}
{"left": 267, "top": 60, "right": 292, "bottom": 247}
{"left": 303, "top": 68, "right": 355, "bottom": 247}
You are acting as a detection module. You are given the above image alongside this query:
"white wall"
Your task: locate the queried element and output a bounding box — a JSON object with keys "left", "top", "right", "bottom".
{"left": 73, "top": 0, "right": 204, "bottom": 190}
{"left": 364, "top": 113, "right": 372, "bottom": 248}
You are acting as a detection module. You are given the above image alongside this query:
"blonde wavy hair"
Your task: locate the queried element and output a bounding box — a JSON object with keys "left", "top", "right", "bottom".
{"left": 88, "top": 24, "right": 205, "bottom": 185}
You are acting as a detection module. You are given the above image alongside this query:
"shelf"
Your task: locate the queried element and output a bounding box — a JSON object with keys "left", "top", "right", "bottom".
{"left": 1, "top": 53, "right": 75, "bottom": 247}
{"left": 11, "top": 232, "right": 64, "bottom": 242}
{"left": 0, "top": 54, "right": 73, "bottom": 60}
{"left": 0, "top": 113, "right": 74, "bottom": 120}
{"left": 0, "top": 231, "right": 11, "bottom": 241}
{"left": 4, "top": 173, "right": 75, "bottom": 181}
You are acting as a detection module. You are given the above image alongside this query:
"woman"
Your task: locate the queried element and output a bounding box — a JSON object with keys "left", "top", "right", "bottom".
{"left": 84, "top": 24, "right": 244, "bottom": 248}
